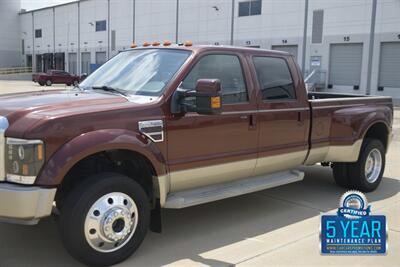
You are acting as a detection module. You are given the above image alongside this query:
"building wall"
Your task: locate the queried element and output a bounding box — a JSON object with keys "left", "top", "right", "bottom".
{"left": 0, "top": 0, "right": 21, "bottom": 68}
{"left": 17, "top": 0, "right": 400, "bottom": 100}
{"left": 179, "top": 0, "right": 232, "bottom": 45}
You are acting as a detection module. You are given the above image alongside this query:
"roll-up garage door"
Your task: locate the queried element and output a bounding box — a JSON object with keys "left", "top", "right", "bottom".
{"left": 379, "top": 42, "right": 400, "bottom": 88}
{"left": 272, "top": 45, "right": 298, "bottom": 61}
{"left": 81, "top": 52, "right": 91, "bottom": 74}
{"left": 328, "top": 43, "right": 363, "bottom": 87}
{"left": 68, "top": 53, "right": 77, "bottom": 75}
{"left": 96, "top": 52, "right": 107, "bottom": 65}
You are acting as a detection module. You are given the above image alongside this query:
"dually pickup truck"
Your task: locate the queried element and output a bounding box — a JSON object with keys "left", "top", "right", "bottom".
{"left": 0, "top": 44, "right": 393, "bottom": 266}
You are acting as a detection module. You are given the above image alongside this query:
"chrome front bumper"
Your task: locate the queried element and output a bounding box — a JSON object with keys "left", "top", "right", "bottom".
{"left": 0, "top": 183, "right": 56, "bottom": 225}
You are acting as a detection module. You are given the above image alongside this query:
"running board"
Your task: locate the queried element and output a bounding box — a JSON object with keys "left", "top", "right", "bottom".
{"left": 164, "top": 170, "right": 304, "bottom": 209}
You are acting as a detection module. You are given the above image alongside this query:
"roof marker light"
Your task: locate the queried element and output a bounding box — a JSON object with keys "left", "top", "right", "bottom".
{"left": 184, "top": 40, "right": 193, "bottom": 47}
{"left": 152, "top": 41, "right": 160, "bottom": 46}
{"left": 163, "top": 40, "right": 172, "bottom": 46}
{"left": 130, "top": 43, "right": 137, "bottom": 48}
{"left": 143, "top": 42, "right": 150, "bottom": 47}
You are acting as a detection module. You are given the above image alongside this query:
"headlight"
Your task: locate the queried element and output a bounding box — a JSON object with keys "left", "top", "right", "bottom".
{"left": 5, "top": 138, "right": 44, "bottom": 184}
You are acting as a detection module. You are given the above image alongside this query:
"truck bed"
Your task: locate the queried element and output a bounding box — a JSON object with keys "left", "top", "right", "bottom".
{"left": 305, "top": 92, "right": 393, "bottom": 165}
{"left": 308, "top": 91, "right": 390, "bottom": 100}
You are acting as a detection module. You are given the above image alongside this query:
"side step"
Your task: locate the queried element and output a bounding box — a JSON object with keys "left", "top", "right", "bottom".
{"left": 164, "top": 170, "right": 304, "bottom": 209}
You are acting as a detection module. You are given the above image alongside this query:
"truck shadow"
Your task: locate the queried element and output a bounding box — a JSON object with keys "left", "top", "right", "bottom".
{"left": 0, "top": 165, "right": 398, "bottom": 267}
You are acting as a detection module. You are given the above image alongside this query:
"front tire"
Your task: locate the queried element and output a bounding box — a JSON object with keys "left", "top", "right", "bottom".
{"left": 59, "top": 173, "right": 150, "bottom": 267}
{"left": 46, "top": 79, "right": 52, "bottom": 86}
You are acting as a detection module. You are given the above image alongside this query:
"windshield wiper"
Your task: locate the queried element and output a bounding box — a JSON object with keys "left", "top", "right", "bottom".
{"left": 92, "top": 85, "right": 128, "bottom": 96}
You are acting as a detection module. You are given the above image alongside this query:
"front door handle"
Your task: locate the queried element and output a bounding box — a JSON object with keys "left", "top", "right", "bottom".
{"left": 297, "top": 111, "right": 304, "bottom": 125}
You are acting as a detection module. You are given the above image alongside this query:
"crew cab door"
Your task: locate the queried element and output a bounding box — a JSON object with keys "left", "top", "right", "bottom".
{"left": 250, "top": 55, "right": 310, "bottom": 175}
{"left": 166, "top": 53, "right": 258, "bottom": 192}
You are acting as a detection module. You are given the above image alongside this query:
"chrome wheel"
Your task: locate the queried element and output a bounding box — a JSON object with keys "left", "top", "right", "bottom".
{"left": 365, "top": 148, "right": 382, "bottom": 183}
{"left": 84, "top": 192, "right": 138, "bottom": 253}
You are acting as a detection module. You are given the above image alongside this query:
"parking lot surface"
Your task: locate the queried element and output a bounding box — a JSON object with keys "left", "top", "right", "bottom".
{"left": 0, "top": 81, "right": 399, "bottom": 267}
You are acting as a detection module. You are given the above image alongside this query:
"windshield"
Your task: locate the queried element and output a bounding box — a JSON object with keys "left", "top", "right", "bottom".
{"left": 80, "top": 49, "right": 191, "bottom": 96}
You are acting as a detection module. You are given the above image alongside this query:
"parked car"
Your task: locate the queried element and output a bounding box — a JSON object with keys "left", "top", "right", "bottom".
{"left": 0, "top": 45, "right": 393, "bottom": 266}
{"left": 32, "top": 69, "right": 86, "bottom": 86}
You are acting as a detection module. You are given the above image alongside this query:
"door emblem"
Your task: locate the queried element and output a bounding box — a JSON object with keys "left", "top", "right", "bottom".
{"left": 138, "top": 120, "right": 164, "bottom": 142}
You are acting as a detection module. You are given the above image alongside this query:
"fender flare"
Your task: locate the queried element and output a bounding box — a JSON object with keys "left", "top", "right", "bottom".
{"left": 356, "top": 109, "right": 391, "bottom": 143}
{"left": 36, "top": 129, "right": 167, "bottom": 186}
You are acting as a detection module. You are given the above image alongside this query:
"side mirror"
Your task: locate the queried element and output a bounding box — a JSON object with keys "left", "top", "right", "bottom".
{"left": 194, "top": 79, "right": 222, "bottom": 115}
{"left": 171, "top": 79, "right": 222, "bottom": 115}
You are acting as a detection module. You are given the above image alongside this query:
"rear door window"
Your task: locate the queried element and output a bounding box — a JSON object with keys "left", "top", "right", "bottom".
{"left": 182, "top": 54, "right": 248, "bottom": 104}
{"left": 252, "top": 56, "right": 296, "bottom": 100}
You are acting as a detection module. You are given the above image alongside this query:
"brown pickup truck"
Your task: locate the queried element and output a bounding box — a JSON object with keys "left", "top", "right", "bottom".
{"left": 0, "top": 45, "right": 393, "bottom": 266}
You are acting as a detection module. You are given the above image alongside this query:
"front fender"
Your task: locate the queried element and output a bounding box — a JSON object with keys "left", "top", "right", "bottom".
{"left": 36, "top": 129, "right": 167, "bottom": 186}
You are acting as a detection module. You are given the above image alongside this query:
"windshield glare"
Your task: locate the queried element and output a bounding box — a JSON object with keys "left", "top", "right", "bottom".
{"left": 80, "top": 49, "right": 191, "bottom": 96}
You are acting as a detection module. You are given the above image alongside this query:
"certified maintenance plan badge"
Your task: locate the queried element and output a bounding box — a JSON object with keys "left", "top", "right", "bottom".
{"left": 320, "top": 191, "right": 387, "bottom": 254}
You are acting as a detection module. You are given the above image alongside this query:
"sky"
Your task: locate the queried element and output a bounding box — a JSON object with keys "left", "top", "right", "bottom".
{"left": 21, "top": 0, "right": 75, "bottom": 11}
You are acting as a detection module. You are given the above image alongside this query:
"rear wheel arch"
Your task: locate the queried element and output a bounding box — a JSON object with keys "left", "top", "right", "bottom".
{"left": 362, "top": 121, "right": 390, "bottom": 151}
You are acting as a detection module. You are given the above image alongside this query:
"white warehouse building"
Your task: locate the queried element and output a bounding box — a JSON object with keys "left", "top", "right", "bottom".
{"left": 7, "top": 0, "right": 400, "bottom": 101}
{"left": 0, "top": 0, "right": 21, "bottom": 68}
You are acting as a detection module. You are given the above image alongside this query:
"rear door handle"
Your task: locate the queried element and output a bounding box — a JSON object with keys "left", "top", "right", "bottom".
{"left": 249, "top": 114, "right": 257, "bottom": 130}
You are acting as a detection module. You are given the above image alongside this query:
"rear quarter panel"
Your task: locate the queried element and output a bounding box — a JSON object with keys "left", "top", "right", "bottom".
{"left": 306, "top": 96, "right": 393, "bottom": 164}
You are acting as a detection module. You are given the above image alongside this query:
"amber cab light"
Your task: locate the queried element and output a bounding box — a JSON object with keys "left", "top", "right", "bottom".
{"left": 152, "top": 41, "right": 160, "bottom": 46}
{"left": 130, "top": 43, "right": 137, "bottom": 48}
{"left": 143, "top": 42, "right": 150, "bottom": 47}
{"left": 211, "top": 96, "right": 221, "bottom": 109}
{"left": 184, "top": 40, "right": 193, "bottom": 47}
{"left": 163, "top": 40, "right": 172, "bottom": 46}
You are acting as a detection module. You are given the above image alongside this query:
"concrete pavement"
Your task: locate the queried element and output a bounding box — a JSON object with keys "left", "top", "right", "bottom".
{"left": 0, "top": 81, "right": 398, "bottom": 267}
{"left": 0, "top": 80, "right": 70, "bottom": 94}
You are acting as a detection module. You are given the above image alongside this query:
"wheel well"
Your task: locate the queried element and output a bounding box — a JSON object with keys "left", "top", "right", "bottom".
{"left": 364, "top": 122, "right": 389, "bottom": 150}
{"left": 55, "top": 150, "right": 156, "bottom": 209}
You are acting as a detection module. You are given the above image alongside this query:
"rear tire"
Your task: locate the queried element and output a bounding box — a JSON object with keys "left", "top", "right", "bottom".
{"left": 59, "top": 173, "right": 150, "bottom": 267}
{"left": 347, "top": 139, "right": 385, "bottom": 192}
{"left": 73, "top": 80, "right": 79, "bottom": 86}
{"left": 331, "top": 139, "right": 385, "bottom": 192}
{"left": 39, "top": 81, "right": 45, "bottom": 86}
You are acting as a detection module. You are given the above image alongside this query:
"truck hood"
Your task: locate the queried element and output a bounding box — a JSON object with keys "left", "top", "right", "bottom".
{"left": 0, "top": 89, "right": 157, "bottom": 137}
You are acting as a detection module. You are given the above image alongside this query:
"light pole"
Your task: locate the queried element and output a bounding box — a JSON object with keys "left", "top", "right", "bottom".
{"left": 301, "top": 0, "right": 309, "bottom": 74}
{"left": 366, "top": 0, "right": 377, "bottom": 95}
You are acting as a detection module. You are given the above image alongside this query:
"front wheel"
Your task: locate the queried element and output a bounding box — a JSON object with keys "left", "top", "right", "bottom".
{"left": 73, "top": 80, "right": 79, "bottom": 86}
{"left": 46, "top": 79, "right": 52, "bottom": 86}
{"left": 59, "top": 173, "right": 150, "bottom": 267}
